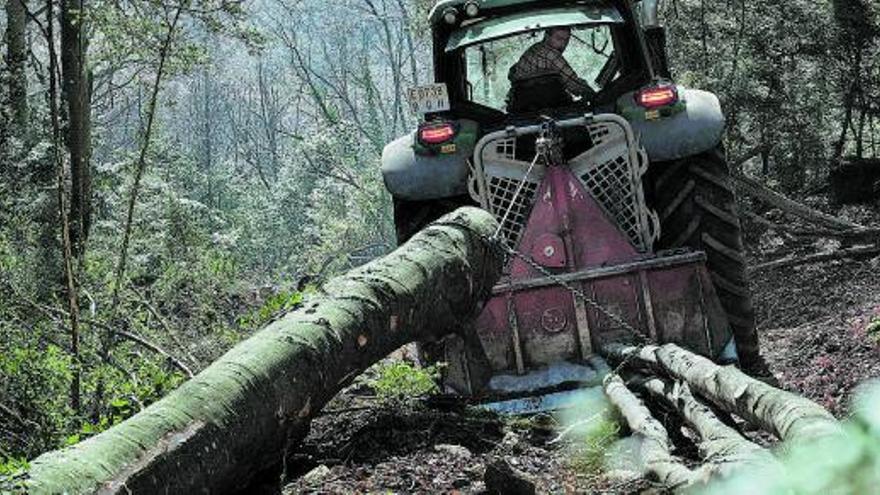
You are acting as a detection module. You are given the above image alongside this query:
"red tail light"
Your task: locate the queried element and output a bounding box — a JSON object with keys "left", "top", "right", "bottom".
{"left": 636, "top": 84, "right": 679, "bottom": 109}
{"left": 419, "top": 122, "right": 457, "bottom": 145}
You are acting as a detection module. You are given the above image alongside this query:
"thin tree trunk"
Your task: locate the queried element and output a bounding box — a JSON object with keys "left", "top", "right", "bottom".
{"left": 26, "top": 207, "right": 502, "bottom": 494}
{"left": 603, "top": 375, "right": 698, "bottom": 489}
{"left": 640, "top": 377, "right": 780, "bottom": 478}
{"left": 4, "top": 0, "right": 29, "bottom": 138}
{"left": 732, "top": 172, "right": 865, "bottom": 231}
{"left": 60, "top": 0, "right": 92, "bottom": 255}
{"left": 48, "top": 0, "right": 82, "bottom": 415}
{"left": 111, "top": 7, "right": 182, "bottom": 307}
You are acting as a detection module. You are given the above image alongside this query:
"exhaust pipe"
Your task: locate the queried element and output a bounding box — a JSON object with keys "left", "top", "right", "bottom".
{"left": 638, "top": 0, "right": 670, "bottom": 79}
{"left": 641, "top": 0, "right": 661, "bottom": 28}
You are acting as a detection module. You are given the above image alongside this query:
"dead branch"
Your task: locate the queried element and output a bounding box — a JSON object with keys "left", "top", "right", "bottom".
{"left": 111, "top": 329, "right": 194, "bottom": 379}
{"left": 732, "top": 173, "right": 865, "bottom": 231}
{"left": 751, "top": 245, "right": 880, "bottom": 273}
{"left": 744, "top": 212, "right": 880, "bottom": 242}
{"left": 129, "top": 286, "right": 200, "bottom": 369}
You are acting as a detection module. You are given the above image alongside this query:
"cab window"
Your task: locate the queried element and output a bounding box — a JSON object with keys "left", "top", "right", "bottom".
{"left": 463, "top": 25, "right": 619, "bottom": 112}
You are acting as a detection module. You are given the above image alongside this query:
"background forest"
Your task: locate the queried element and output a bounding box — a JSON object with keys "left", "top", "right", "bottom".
{"left": 0, "top": 0, "right": 878, "bottom": 472}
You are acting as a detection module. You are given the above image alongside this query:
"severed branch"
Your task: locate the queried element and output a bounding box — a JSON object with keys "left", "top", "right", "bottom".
{"left": 604, "top": 344, "right": 842, "bottom": 445}
{"left": 640, "top": 377, "right": 780, "bottom": 479}
{"left": 603, "top": 375, "right": 700, "bottom": 489}
{"left": 111, "top": 329, "right": 194, "bottom": 379}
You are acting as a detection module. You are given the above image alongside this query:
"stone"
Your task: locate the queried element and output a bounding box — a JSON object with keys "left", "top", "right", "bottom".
{"left": 434, "top": 443, "right": 473, "bottom": 459}
{"left": 302, "top": 464, "right": 331, "bottom": 485}
{"left": 484, "top": 457, "right": 536, "bottom": 495}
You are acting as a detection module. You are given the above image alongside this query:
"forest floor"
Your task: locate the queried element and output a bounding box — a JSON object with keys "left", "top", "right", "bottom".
{"left": 279, "top": 199, "right": 880, "bottom": 495}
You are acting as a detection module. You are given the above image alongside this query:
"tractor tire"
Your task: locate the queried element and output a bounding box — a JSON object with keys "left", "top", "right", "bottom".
{"left": 645, "top": 146, "right": 762, "bottom": 367}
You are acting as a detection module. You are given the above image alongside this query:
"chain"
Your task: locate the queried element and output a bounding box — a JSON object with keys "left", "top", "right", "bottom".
{"left": 440, "top": 121, "right": 654, "bottom": 378}
{"left": 495, "top": 240, "right": 650, "bottom": 344}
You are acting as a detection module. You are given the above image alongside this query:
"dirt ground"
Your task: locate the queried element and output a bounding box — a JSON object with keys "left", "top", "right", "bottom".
{"left": 280, "top": 200, "right": 880, "bottom": 495}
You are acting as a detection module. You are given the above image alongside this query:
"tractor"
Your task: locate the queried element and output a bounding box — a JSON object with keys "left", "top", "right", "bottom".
{"left": 381, "top": 0, "right": 760, "bottom": 410}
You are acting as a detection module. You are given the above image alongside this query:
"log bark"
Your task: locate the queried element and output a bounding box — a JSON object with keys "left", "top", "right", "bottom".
{"left": 25, "top": 207, "right": 503, "bottom": 494}
{"left": 640, "top": 377, "right": 779, "bottom": 478}
{"left": 605, "top": 344, "right": 842, "bottom": 444}
{"left": 732, "top": 173, "right": 864, "bottom": 231}
{"left": 603, "top": 375, "right": 698, "bottom": 489}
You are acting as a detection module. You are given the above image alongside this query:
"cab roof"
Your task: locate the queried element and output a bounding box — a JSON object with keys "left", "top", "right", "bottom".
{"left": 428, "top": 0, "right": 614, "bottom": 26}
{"left": 445, "top": 5, "right": 623, "bottom": 52}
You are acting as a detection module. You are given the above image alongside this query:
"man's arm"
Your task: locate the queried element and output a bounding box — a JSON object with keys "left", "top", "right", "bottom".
{"left": 553, "top": 53, "right": 596, "bottom": 98}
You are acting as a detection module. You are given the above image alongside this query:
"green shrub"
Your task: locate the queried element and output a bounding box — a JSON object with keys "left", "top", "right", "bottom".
{"left": 567, "top": 410, "right": 621, "bottom": 477}
{"left": 368, "top": 361, "right": 442, "bottom": 404}
{"left": 867, "top": 317, "right": 880, "bottom": 342}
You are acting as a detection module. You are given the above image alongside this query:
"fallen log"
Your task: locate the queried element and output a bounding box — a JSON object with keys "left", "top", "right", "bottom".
{"left": 603, "top": 375, "right": 698, "bottom": 489}
{"left": 604, "top": 344, "right": 842, "bottom": 445}
{"left": 751, "top": 244, "right": 880, "bottom": 273}
{"left": 24, "top": 207, "right": 504, "bottom": 494}
{"left": 732, "top": 173, "right": 865, "bottom": 231}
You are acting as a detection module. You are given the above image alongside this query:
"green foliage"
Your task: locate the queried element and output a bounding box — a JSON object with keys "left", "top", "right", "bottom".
{"left": 705, "top": 381, "right": 880, "bottom": 494}
{"left": 866, "top": 316, "right": 880, "bottom": 341}
{"left": 369, "top": 361, "right": 442, "bottom": 404}
{"left": 238, "top": 290, "right": 305, "bottom": 330}
{"left": 567, "top": 411, "right": 621, "bottom": 478}
{"left": 0, "top": 456, "right": 29, "bottom": 494}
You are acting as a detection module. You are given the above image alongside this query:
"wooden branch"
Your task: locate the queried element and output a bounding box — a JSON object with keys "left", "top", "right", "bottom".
{"left": 640, "top": 377, "right": 780, "bottom": 479}
{"left": 19, "top": 298, "right": 194, "bottom": 378}
{"left": 112, "top": 330, "right": 194, "bottom": 379}
{"left": 751, "top": 245, "right": 880, "bottom": 273}
{"left": 130, "top": 286, "right": 200, "bottom": 368}
{"left": 603, "top": 375, "right": 699, "bottom": 489}
{"left": 732, "top": 173, "right": 865, "bottom": 231}
{"left": 604, "top": 344, "right": 842, "bottom": 445}
{"left": 744, "top": 212, "right": 880, "bottom": 242}
{"left": 25, "top": 207, "right": 503, "bottom": 495}
{"left": 730, "top": 144, "right": 772, "bottom": 170}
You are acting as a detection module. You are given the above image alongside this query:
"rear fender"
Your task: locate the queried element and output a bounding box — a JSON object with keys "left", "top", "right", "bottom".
{"left": 381, "top": 134, "right": 474, "bottom": 200}
{"left": 619, "top": 87, "right": 725, "bottom": 162}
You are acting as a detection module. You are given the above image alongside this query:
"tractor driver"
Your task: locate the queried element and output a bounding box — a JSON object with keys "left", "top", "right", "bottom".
{"left": 507, "top": 27, "right": 597, "bottom": 113}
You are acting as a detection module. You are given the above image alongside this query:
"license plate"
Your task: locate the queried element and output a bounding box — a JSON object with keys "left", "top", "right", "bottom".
{"left": 407, "top": 83, "right": 450, "bottom": 115}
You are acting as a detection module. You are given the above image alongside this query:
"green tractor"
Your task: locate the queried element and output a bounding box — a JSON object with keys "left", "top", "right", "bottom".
{"left": 381, "top": 0, "right": 763, "bottom": 406}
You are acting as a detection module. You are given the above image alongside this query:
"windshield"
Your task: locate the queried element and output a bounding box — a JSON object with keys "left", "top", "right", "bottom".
{"left": 464, "top": 24, "right": 619, "bottom": 112}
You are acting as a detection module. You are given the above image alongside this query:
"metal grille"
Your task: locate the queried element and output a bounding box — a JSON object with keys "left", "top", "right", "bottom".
{"left": 471, "top": 137, "right": 545, "bottom": 247}
{"left": 570, "top": 122, "right": 657, "bottom": 252}
{"left": 487, "top": 175, "right": 540, "bottom": 246}
{"left": 472, "top": 117, "right": 658, "bottom": 252}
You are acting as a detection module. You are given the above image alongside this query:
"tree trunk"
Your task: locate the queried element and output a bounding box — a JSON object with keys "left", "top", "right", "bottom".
{"left": 25, "top": 207, "right": 503, "bottom": 494}
{"left": 4, "top": 0, "right": 28, "bottom": 138}
{"left": 60, "top": 0, "right": 92, "bottom": 255}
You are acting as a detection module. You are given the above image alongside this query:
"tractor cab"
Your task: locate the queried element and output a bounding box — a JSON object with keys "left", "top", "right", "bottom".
{"left": 383, "top": 0, "right": 757, "bottom": 411}
{"left": 429, "top": 0, "right": 657, "bottom": 126}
